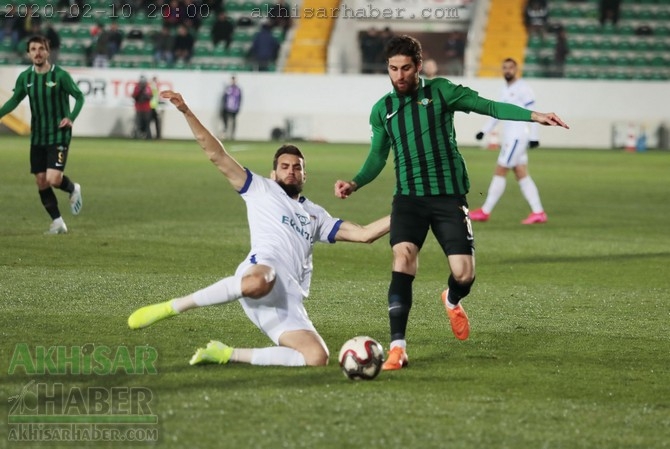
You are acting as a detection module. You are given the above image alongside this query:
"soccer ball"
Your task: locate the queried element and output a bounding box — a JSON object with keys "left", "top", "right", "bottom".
{"left": 338, "top": 336, "right": 384, "bottom": 380}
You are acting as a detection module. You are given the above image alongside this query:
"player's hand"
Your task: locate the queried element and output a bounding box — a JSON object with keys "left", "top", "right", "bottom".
{"left": 475, "top": 132, "right": 484, "bottom": 140}
{"left": 531, "top": 111, "right": 569, "bottom": 129}
{"left": 529, "top": 141, "right": 540, "bottom": 149}
{"left": 160, "top": 90, "right": 189, "bottom": 113}
{"left": 334, "top": 180, "right": 356, "bottom": 199}
{"left": 59, "top": 118, "right": 73, "bottom": 128}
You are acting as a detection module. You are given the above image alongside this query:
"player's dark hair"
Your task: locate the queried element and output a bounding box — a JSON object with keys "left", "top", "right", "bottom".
{"left": 385, "top": 35, "right": 422, "bottom": 66}
{"left": 503, "top": 57, "right": 517, "bottom": 66}
{"left": 273, "top": 144, "right": 304, "bottom": 170}
{"left": 27, "top": 35, "right": 50, "bottom": 53}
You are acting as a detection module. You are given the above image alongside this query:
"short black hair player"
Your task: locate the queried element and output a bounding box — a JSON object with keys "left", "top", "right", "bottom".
{"left": 0, "top": 35, "right": 85, "bottom": 234}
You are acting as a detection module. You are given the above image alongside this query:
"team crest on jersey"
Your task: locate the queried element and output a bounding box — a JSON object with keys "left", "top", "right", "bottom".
{"left": 417, "top": 98, "right": 432, "bottom": 107}
{"left": 295, "top": 213, "right": 311, "bottom": 226}
{"left": 46, "top": 82, "right": 57, "bottom": 87}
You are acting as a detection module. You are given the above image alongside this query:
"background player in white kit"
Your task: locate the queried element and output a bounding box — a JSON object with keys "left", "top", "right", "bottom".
{"left": 128, "top": 90, "right": 390, "bottom": 367}
{"left": 470, "top": 58, "right": 548, "bottom": 225}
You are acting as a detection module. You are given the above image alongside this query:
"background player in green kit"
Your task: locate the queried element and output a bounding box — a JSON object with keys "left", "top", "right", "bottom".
{"left": 334, "top": 35, "right": 569, "bottom": 370}
{"left": 0, "top": 35, "right": 85, "bottom": 234}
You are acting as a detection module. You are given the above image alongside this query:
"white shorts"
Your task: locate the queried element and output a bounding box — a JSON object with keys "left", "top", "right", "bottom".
{"left": 235, "top": 253, "right": 317, "bottom": 345}
{"left": 497, "top": 138, "right": 529, "bottom": 168}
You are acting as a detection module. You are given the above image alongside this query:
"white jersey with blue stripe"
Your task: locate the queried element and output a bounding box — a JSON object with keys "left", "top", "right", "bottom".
{"left": 238, "top": 168, "right": 343, "bottom": 294}
{"left": 481, "top": 78, "right": 539, "bottom": 142}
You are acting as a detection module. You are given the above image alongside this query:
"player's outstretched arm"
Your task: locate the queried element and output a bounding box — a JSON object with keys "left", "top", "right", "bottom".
{"left": 334, "top": 215, "right": 390, "bottom": 244}
{"left": 530, "top": 111, "right": 570, "bottom": 129}
{"left": 161, "top": 90, "right": 247, "bottom": 190}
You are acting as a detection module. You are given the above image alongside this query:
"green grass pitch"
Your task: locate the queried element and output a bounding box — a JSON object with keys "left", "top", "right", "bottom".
{"left": 1, "top": 136, "right": 669, "bottom": 449}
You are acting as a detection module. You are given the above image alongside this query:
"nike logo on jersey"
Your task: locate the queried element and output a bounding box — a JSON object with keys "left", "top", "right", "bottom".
{"left": 46, "top": 82, "right": 57, "bottom": 87}
{"left": 386, "top": 110, "right": 398, "bottom": 120}
{"left": 27, "top": 83, "right": 33, "bottom": 87}
{"left": 55, "top": 163, "right": 64, "bottom": 167}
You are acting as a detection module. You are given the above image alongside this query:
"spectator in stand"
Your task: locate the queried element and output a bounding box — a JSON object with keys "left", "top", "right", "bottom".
{"left": 89, "top": 22, "right": 111, "bottom": 67}
{"left": 444, "top": 32, "right": 465, "bottom": 76}
{"left": 43, "top": 22, "right": 61, "bottom": 65}
{"left": 248, "top": 22, "right": 279, "bottom": 72}
{"left": 163, "top": 0, "right": 183, "bottom": 29}
{"left": 359, "top": 27, "right": 384, "bottom": 74}
{"left": 107, "top": 21, "right": 124, "bottom": 59}
{"left": 551, "top": 26, "right": 569, "bottom": 78}
{"left": 211, "top": 10, "right": 235, "bottom": 50}
{"left": 132, "top": 75, "right": 153, "bottom": 139}
{"left": 172, "top": 24, "right": 195, "bottom": 64}
{"left": 210, "top": 0, "right": 224, "bottom": 12}
{"left": 153, "top": 25, "right": 175, "bottom": 65}
{"left": 269, "top": 0, "right": 293, "bottom": 40}
{"left": 5, "top": 4, "right": 28, "bottom": 50}
{"left": 22, "top": 3, "right": 43, "bottom": 33}
{"left": 599, "top": 0, "right": 621, "bottom": 27}
{"left": 59, "top": 1, "right": 82, "bottom": 23}
{"left": 524, "top": 0, "right": 549, "bottom": 40}
{"left": 182, "top": 0, "right": 202, "bottom": 30}
{"left": 0, "top": 4, "right": 17, "bottom": 45}
{"left": 375, "top": 27, "right": 394, "bottom": 73}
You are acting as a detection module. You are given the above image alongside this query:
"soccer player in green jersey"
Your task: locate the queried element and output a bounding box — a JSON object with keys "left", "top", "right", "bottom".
{"left": 0, "top": 35, "right": 85, "bottom": 234}
{"left": 334, "top": 35, "right": 569, "bottom": 370}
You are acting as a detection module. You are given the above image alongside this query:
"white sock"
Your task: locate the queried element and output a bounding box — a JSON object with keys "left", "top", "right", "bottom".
{"left": 247, "top": 347, "right": 306, "bottom": 366}
{"left": 519, "top": 176, "right": 544, "bottom": 213}
{"left": 192, "top": 275, "right": 243, "bottom": 307}
{"left": 389, "top": 339, "right": 406, "bottom": 350}
{"left": 482, "top": 175, "right": 506, "bottom": 214}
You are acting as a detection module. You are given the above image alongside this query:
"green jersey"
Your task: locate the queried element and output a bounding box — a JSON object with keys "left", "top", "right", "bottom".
{"left": 353, "top": 77, "right": 533, "bottom": 196}
{"left": 0, "top": 65, "right": 85, "bottom": 146}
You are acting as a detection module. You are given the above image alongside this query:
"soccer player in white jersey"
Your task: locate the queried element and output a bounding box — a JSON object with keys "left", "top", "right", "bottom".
{"left": 470, "top": 58, "right": 548, "bottom": 225}
{"left": 127, "top": 90, "right": 390, "bottom": 367}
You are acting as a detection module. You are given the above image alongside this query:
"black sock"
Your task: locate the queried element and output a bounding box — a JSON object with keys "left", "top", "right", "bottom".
{"left": 447, "top": 274, "right": 475, "bottom": 306}
{"left": 58, "top": 175, "right": 75, "bottom": 194}
{"left": 39, "top": 188, "right": 61, "bottom": 220}
{"left": 388, "top": 271, "right": 415, "bottom": 341}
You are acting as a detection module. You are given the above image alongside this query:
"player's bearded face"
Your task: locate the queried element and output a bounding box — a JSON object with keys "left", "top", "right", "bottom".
{"left": 273, "top": 155, "right": 305, "bottom": 198}
{"left": 503, "top": 62, "right": 517, "bottom": 81}
{"left": 388, "top": 55, "right": 421, "bottom": 95}
{"left": 277, "top": 180, "right": 303, "bottom": 197}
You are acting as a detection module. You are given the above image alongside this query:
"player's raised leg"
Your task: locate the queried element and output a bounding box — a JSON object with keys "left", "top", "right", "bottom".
{"left": 128, "top": 274, "right": 244, "bottom": 329}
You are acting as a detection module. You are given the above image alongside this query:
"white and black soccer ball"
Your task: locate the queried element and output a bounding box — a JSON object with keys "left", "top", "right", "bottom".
{"left": 338, "top": 336, "right": 384, "bottom": 380}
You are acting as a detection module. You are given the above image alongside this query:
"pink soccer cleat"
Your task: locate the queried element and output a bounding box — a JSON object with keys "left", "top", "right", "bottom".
{"left": 521, "top": 211, "right": 548, "bottom": 225}
{"left": 469, "top": 208, "right": 490, "bottom": 222}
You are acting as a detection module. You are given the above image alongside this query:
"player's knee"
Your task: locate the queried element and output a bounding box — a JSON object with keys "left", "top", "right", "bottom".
{"left": 46, "top": 174, "right": 62, "bottom": 187}
{"left": 448, "top": 274, "right": 476, "bottom": 299}
{"left": 392, "top": 244, "right": 419, "bottom": 273}
{"left": 242, "top": 270, "right": 276, "bottom": 299}
{"left": 452, "top": 272, "right": 475, "bottom": 286}
{"left": 302, "top": 346, "right": 329, "bottom": 366}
